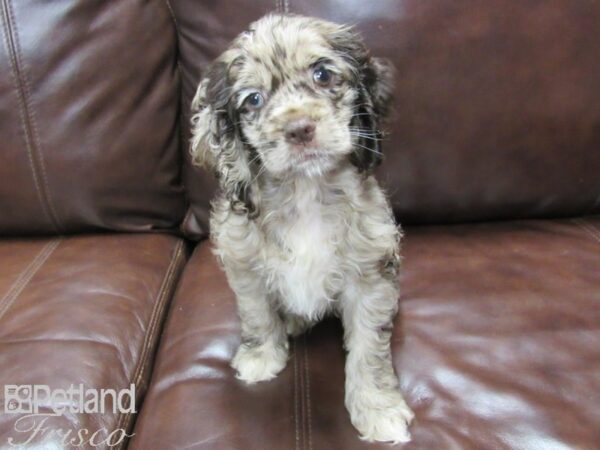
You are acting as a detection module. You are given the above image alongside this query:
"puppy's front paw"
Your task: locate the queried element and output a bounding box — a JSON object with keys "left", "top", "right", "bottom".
{"left": 347, "top": 388, "right": 414, "bottom": 444}
{"left": 231, "top": 341, "right": 289, "bottom": 384}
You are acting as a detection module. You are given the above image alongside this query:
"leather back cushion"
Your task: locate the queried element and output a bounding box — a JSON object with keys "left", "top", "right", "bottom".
{"left": 173, "top": 0, "right": 600, "bottom": 238}
{"left": 0, "top": 0, "right": 185, "bottom": 235}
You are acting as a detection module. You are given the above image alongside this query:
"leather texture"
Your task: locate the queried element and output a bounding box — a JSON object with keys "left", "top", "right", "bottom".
{"left": 0, "top": 0, "right": 185, "bottom": 235}
{"left": 131, "top": 217, "right": 600, "bottom": 450}
{"left": 1, "top": 1, "right": 599, "bottom": 449}
{"left": 0, "top": 233, "right": 187, "bottom": 448}
{"left": 172, "top": 0, "right": 600, "bottom": 237}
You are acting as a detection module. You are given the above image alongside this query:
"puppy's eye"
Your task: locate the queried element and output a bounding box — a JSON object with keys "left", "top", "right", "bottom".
{"left": 313, "top": 66, "right": 334, "bottom": 87}
{"left": 243, "top": 92, "right": 264, "bottom": 110}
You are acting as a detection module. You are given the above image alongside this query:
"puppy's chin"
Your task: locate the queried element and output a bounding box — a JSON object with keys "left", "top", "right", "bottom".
{"left": 291, "top": 153, "right": 336, "bottom": 178}
{"left": 260, "top": 134, "right": 353, "bottom": 179}
{"left": 263, "top": 144, "right": 349, "bottom": 179}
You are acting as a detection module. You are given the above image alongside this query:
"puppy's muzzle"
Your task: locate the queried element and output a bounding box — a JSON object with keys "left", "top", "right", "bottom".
{"left": 284, "top": 117, "right": 316, "bottom": 145}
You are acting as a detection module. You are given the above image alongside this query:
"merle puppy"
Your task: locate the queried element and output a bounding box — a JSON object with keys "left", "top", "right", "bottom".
{"left": 191, "top": 14, "right": 413, "bottom": 443}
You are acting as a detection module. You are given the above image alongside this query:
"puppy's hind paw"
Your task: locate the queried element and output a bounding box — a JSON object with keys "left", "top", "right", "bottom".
{"left": 231, "top": 340, "right": 288, "bottom": 384}
{"left": 348, "top": 389, "right": 414, "bottom": 444}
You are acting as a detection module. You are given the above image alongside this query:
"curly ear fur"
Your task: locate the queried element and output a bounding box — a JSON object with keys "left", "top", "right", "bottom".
{"left": 190, "top": 60, "right": 258, "bottom": 216}
{"left": 327, "top": 26, "right": 396, "bottom": 172}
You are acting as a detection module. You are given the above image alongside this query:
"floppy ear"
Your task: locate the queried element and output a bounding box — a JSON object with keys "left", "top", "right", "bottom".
{"left": 365, "top": 57, "right": 395, "bottom": 119}
{"left": 190, "top": 61, "right": 257, "bottom": 216}
{"left": 326, "top": 24, "right": 396, "bottom": 172}
{"left": 350, "top": 56, "right": 396, "bottom": 172}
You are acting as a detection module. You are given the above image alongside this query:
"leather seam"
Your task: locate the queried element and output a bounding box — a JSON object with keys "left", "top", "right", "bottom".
{"left": 303, "top": 335, "right": 312, "bottom": 450}
{"left": 300, "top": 338, "right": 306, "bottom": 450}
{"left": 114, "top": 239, "right": 185, "bottom": 447}
{"left": 293, "top": 338, "right": 301, "bottom": 450}
{"left": 572, "top": 218, "right": 600, "bottom": 244}
{"left": 163, "top": 0, "right": 179, "bottom": 33}
{"left": 0, "top": 239, "right": 61, "bottom": 322}
{"left": 115, "top": 239, "right": 185, "bottom": 444}
{"left": 294, "top": 337, "right": 309, "bottom": 450}
{"left": 0, "top": 0, "right": 53, "bottom": 231}
{"left": 2, "top": 0, "right": 62, "bottom": 233}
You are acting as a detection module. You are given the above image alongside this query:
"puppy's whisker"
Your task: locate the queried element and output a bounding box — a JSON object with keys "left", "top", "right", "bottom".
{"left": 249, "top": 164, "right": 267, "bottom": 185}
{"left": 349, "top": 113, "right": 376, "bottom": 117}
{"left": 247, "top": 153, "right": 263, "bottom": 166}
{"left": 349, "top": 130, "right": 380, "bottom": 134}
{"left": 350, "top": 133, "right": 383, "bottom": 142}
{"left": 352, "top": 142, "right": 383, "bottom": 155}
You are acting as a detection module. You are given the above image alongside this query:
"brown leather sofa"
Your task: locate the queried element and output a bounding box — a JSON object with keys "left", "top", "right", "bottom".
{"left": 1, "top": 1, "right": 599, "bottom": 449}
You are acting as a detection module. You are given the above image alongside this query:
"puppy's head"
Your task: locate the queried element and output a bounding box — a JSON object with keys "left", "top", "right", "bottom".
{"left": 191, "top": 14, "right": 394, "bottom": 215}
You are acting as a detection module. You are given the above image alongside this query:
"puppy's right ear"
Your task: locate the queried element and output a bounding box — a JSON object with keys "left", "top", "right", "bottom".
{"left": 190, "top": 61, "right": 230, "bottom": 170}
{"left": 190, "top": 61, "right": 257, "bottom": 216}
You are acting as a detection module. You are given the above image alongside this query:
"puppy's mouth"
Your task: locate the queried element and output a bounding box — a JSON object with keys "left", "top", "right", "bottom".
{"left": 287, "top": 146, "right": 331, "bottom": 174}
{"left": 291, "top": 145, "right": 328, "bottom": 163}
{"left": 298, "top": 151, "right": 324, "bottom": 162}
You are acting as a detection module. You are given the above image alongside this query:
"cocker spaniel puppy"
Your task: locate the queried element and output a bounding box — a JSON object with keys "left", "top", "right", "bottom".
{"left": 191, "top": 14, "right": 413, "bottom": 443}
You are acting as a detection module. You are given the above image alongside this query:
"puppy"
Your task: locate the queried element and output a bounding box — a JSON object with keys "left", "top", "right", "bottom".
{"left": 191, "top": 14, "right": 413, "bottom": 443}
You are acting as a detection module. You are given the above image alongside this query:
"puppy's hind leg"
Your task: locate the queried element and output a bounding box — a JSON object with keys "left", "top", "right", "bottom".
{"left": 341, "top": 276, "right": 414, "bottom": 444}
{"left": 227, "top": 270, "right": 288, "bottom": 384}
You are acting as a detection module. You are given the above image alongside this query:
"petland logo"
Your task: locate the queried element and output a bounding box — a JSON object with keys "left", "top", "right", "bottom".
{"left": 3, "top": 384, "right": 135, "bottom": 447}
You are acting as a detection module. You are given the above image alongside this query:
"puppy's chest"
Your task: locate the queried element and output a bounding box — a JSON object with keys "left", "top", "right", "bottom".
{"left": 262, "top": 195, "right": 346, "bottom": 319}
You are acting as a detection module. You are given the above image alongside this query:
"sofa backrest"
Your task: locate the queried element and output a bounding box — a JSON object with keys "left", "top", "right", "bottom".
{"left": 0, "top": 0, "right": 185, "bottom": 235}
{"left": 174, "top": 0, "right": 600, "bottom": 237}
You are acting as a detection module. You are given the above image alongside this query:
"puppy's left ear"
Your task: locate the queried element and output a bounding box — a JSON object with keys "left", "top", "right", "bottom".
{"left": 364, "top": 57, "right": 396, "bottom": 119}
{"left": 190, "top": 60, "right": 259, "bottom": 217}
{"left": 327, "top": 23, "right": 396, "bottom": 172}
{"left": 350, "top": 56, "right": 396, "bottom": 172}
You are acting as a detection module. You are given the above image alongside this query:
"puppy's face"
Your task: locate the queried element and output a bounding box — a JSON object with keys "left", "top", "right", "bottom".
{"left": 228, "top": 19, "right": 361, "bottom": 177}
{"left": 192, "top": 15, "right": 394, "bottom": 210}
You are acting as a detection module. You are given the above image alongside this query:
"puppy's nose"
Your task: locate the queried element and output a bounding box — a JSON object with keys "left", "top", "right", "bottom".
{"left": 284, "top": 118, "right": 316, "bottom": 145}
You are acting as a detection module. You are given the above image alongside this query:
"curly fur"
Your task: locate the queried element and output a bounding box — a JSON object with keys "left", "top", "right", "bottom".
{"left": 191, "top": 14, "right": 413, "bottom": 443}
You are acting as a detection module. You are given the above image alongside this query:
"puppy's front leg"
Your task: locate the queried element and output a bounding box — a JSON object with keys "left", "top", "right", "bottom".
{"left": 342, "top": 276, "right": 414, "bottom": 443}
{"left": 228, "top": 271, "right": 288, "bottom": 384}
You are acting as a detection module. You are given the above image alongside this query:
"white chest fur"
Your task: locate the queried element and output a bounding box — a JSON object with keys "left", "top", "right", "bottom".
{"left": 260, "top": 176, "right": 348, "bottom": 320}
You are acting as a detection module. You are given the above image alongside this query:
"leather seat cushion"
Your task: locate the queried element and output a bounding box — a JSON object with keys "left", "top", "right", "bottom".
{"left": 0, "top": 233, "right": 187, "bottom": 448}
{"left": 131, "top": 217, "right": 600, "bottom": 449}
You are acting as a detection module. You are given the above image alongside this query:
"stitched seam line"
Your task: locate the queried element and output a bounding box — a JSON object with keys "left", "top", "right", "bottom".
{"left": 303, "top": 335, "right": 312, "bottom": 450}
{"left": 0, "top": 239, "right": 61, "bottom": 322}
{"left": 0, "top": 0, "right": 52, "bottom": 230}
{"left": 572, "top": 218, "right": 600, "bottom": 244}
{"left": 300, "top": 339, "right": 307, "bottom": 450}
{"left": 294, "top": 337, "right": 308, "bottom": 450}
{"left": 114, "top": 240, "right": 184, "bottom": 436}
{"left": 163, "top": 0, "right": 179, "bottom": 32}
{"left": 114, "top": 240, "right": 185, "bottom": 448}
{"left": 1, "top": 0, "right": 62, "bottom": 232}
{"left": 293, "top": 338, "right": 301, "bottom": 450}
